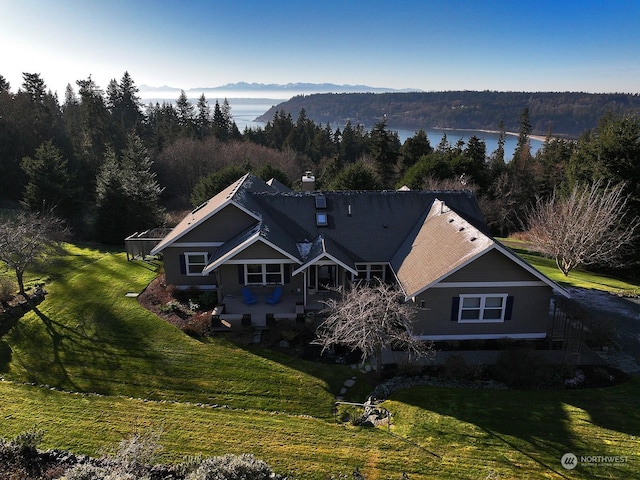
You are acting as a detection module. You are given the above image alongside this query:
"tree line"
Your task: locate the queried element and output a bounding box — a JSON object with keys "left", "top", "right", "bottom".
{"left": 256, "top": 91, "right": 640, "bottom": 137}
{"left": 1, "top": 72, "right": 640, "bottom": 277}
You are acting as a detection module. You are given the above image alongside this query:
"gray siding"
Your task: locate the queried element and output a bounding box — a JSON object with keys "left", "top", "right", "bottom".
{"left": 218, "top": 264, "right": 304, "bottom": 297}
{"left": 163, "top": 247, "right": 218, "bottom": 288}
{"left": 230, "top": 241, "right": 290, "bottom": 260}
{"left": 413, "top": 285, "right": 552, "bottom": 339}
{"left": 444, "top": 248, "right": 541, "bottom": 283}
{"left": 178, "top": 205, "right": 256, "bottom": 244}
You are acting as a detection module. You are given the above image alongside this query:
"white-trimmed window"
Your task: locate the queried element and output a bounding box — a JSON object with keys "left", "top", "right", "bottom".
{"left": 353, "top": 263, "right": 386, "bottom": 282}
{"left": 185, "top": 252, "right": 208, "bottom": 276}
{"left": 458, "top": 294, "right": 508, "bottom": 322}
{"left": 245, "top": 263, "right": 284, "bottom": 285}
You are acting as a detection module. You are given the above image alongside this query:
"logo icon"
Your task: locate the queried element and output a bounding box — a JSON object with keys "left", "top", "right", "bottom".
{"left": 561, "top": 453, "right": 578, "bottom": 470}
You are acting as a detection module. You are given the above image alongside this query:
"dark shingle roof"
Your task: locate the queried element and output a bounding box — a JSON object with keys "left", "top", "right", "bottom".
{"left": 250, "top": 189, "right": 486, "bottom": 263}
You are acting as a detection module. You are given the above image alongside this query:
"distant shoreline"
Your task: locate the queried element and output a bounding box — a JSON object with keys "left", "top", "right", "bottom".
{"left": 438, "top": 127, "right": 550, "bottom": 143}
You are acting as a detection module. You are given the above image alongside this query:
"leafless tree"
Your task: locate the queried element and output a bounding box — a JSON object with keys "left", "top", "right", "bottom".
{"left": 314, "top": 282, "right": 433, "bottom": 374}
{"left": 525, "top": 180, "right": 639, "bottom": 276}
{"left": 0, "top": 211, "right": 66, "bottom": 302}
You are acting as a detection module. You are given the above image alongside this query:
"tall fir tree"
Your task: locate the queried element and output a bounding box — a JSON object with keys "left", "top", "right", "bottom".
{"left": 94, "top": 134, "right": 164, "bottom": 244}
{"left": 21, "top": 140, "right": 77, "bottom": 218}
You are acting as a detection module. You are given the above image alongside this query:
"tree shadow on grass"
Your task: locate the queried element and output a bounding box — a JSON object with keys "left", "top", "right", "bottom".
{"left": 391, "top": 381, "right": 640, "bottom": 479}
{"left": 4, "top": 301, "right": 168, "bottom": 399}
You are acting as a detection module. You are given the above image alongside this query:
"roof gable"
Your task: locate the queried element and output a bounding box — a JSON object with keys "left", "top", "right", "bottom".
{"left": 392, "top": 200, "right": 494, "bottom": 298}
{"left": 151, "top": 174, "right": 272, "bottom": 254}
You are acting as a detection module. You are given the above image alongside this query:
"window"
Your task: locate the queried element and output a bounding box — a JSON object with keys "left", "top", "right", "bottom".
{"left": 244, "top": 263, "right": 284, "bottom": 285}
{"left": 458, "top": 294, "right": 508, "bottom": 322}
{"left": 246, "top": 264, "right": 263, "bottom": 284}
{"left": 185, "top": 252, "right": 208, "bottom": 276}
{"left": 353, "top": 263, "right": 386, "bottom": 282}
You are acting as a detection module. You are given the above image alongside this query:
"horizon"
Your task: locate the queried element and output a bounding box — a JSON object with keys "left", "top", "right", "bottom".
{"left": 2, "top": 1, "right": 640, "bottom": 97}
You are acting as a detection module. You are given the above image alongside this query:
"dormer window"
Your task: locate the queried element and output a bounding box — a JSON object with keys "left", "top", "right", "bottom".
{"left": 316, "top": 212, "right": 328, "bottom": 226}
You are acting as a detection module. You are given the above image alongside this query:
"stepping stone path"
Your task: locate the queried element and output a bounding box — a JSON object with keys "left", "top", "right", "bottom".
{"left": 336, "top": 363, "right": 375, "bottom": 401}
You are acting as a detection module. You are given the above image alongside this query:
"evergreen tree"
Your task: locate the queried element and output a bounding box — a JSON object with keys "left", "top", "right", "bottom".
{"left": 75, "top": 76, "right": 111, "bottom": 178}
{"left": 21, "top": 140, "right": 76, "bottom": 218}
{"left": 190, "top": 165, "right": 246, "bottom": 207}
{"left": 338, "top": 121, "right": 364, "bottom": 163}
{"left": 437, "top": 133, "right": 451, "bottom": 153}
{"left": 212, "top": 100, "right": 230, "bottom": 141}
{"left": 255, "top": 164, "right": 291, "bottom": 187}
{"left": 95, "top": 148, "right": 128, "bottom": 244}
{"left": 145, "top": 101, "right": 182, "bottom": 150}
{"left": 368, "top": 119, "right": 400, "bottom": 187}
{"left": 106, "top": 71, "right": 143, "bottom": 148}
{"left": 400, "top": 129, "right": 433, "bottom": 171}
{"left": 94, "top": 134, "right": 164, "bottom": 244}
{"left": 328, "top": 162, "right": 382, "bottom": 190}
{"left": 0, "top": 75, "right": 9, "bottom": 92}
{"left": 513, "top": 107, "right": 532, "bottom": 165}
{"left": 264, "top": 110, "right": 294, "bottom": 150}
{"left": 175, "top": 90, "right": 195, "bottom": 137}
{"left": 196, "top": 94, "right": 211, "bottom": 139}
{"left": 488, "top": 120, "right": 507, "bottom": 176}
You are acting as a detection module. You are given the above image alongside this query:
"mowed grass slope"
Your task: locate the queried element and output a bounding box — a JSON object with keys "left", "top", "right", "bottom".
{"left": 1, "top": 243, "right": 639, "bottom": 478}
{"left": 1, "top": 244, "right": 346, "bottom": 417}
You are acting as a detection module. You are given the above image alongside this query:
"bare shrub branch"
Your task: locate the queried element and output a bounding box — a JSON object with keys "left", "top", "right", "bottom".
{"left": 314, "top": 282, "right": 433, "bottom": 372}
{"left": 525, "top": 180, "right": 639, "bottom": 276}
{"left": 0, "top": 211, "right": 67, "bottom": 301}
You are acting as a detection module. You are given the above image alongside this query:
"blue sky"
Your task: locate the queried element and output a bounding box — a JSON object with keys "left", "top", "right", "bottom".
{"left": 2, "top": 0, "right": 639, "bottom": 97}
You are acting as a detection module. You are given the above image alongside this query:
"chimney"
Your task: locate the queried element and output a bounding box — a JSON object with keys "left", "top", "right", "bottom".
{"left": 302, "top": 171, "right": 315, "bottom": 192}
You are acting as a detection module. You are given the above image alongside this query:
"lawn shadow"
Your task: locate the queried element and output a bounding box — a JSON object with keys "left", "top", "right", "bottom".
{"left": 6, "top": 294, "right": 170, "bottom": 399}
{"left": 391, "top": 380, "right": 640, "bottom": 478}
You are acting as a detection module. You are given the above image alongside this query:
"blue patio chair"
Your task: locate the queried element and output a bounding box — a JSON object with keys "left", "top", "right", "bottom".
{"left": 242, "top": 287, "right": 258, "bottom": 305}
{"left": 265, "top": 286, "right": 283, "bottom": 305}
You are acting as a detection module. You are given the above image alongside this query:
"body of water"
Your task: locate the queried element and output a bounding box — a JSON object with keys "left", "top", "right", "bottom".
{"left": 228, "top": 99, "right": 544, "bottom": 159}
{"left": 144, "top": 96, "right": 544, "bottom": 159}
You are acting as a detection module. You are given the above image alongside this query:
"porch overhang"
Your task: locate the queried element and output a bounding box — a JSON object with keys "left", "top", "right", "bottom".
{"left": 292, "top": 253, "right": 358, "bottom": 277}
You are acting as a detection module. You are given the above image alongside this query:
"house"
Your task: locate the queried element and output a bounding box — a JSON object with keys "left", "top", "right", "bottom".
{"left": 150, "top": 173, "right": 569, "bottom": 342}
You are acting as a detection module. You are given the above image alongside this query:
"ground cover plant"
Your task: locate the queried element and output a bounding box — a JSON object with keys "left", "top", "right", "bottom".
{"left": 0, "top": 243, "right": 638, "bottom": 478}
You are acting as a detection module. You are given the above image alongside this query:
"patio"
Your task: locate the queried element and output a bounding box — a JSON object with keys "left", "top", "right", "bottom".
{"left": 212, "top": 289, "right": 333, "bottom": 330}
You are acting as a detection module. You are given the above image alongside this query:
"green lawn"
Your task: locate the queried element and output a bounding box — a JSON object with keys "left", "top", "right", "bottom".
{"left": 499, "top": 237, "right": 640, "bottom": 293}
{"left": 0, "top": 243, "right": 639, "bottom": 478}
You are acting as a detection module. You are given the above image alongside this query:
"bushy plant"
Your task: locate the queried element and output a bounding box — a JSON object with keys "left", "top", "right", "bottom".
{"left": 442, "top": 354, "right": 475, "bottom": 381}
{"left": 0, "top": 275, "right": 16, "bottom": 304}
{"left": 0, "top": 429, "right": 44, "bottom": 479}
{"left": 492, "top": 348, "right": 560, "bottom": 388}
{"left": 583, "top": 316, "right": 617, "bottom": 349}
{"left": 196, "top": 291, "right": 218, "bottom": 310}
{"left": 65, "top": 430, "right": 163, "bottom": 480}
{"left": 185, "top": 453, "right": 276, "bottom": 480}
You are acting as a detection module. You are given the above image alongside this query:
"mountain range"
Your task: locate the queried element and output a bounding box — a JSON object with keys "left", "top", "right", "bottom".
{"left": 138, "top": 82, "right": 421, "bottom": 97}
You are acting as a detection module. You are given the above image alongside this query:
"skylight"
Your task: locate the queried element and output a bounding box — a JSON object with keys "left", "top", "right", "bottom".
{"left": 315, "top": 194, "right": 327, "bottom": 209}
{"left": 316, "top": 212, "right": 328, "bottom": 226}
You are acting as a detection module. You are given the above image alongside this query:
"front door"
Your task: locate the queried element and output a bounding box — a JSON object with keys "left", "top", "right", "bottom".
{"left": 317, "top": 265, "right": 337, "bottom": 291}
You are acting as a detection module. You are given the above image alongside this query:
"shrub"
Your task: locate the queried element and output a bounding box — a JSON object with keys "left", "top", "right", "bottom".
{"left": 442, "top": 354, "right": 475, "bottom": 381}
{"left": 491, "top": 348, "right": 560, "bottom": 388}
{"left": 0, "top": 429, "right": 44, "bottom": 479}
{"left": 196, "top": 291, "right": 218, "bottom": 310}
{"left": 65, "top": 430, "right": 164, "bottom": 480}
{"left": 0, "top": 275, "right": 16, "bottom": 304}
{"left": 583, "top": 316, "right": 617, "bottom": 349}
{"left": 185, "top": 453, "right": 277, "bottom": 480}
